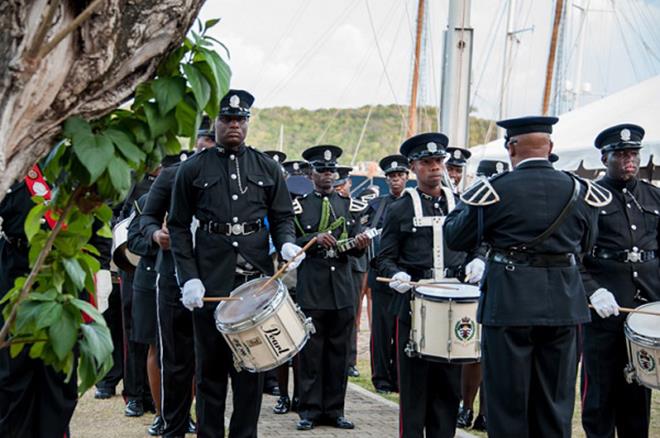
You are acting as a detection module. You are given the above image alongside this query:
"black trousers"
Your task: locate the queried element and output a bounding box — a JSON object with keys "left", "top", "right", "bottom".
{"left": 192, "top": 276, "right": 264, "bottom": 438}
{"left": 298, "top": 307, "right": 354, "bottom": 422}
{"left": 397, "top": 319, "right": 461, "bottom": 438}
{"left": 0, "top": 348, "right": 78, "bottom": 438}
{"left": 370, "top": 285, "right": 398, "bottom": 390}
{"left": 581, "top": 323, "right": 651, "bottom": 438}
{"left": 348, "top": 270, "right": 363, "bottom": 367}
{"left": 157, "top": 273, "right": 195, "bottom": 437}
{"left": 120, "top": 270, "right": 150, "bottom": 402}
{"left": 96, "top": 280, "right": 124, "bottom": 392}
{"left": 482, "top": 325, "right": 577, "bottom": 438}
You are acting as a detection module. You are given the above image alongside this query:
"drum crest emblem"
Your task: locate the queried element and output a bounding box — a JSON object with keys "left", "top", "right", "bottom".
{"left": 636, "top": 349, "right": 656, "bottom": 373}
{"left": 454, "top": 317, "right": 476, "bottom": 343}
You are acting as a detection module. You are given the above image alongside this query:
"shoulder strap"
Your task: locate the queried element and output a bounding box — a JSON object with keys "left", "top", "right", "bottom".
{"left": 441, "top": 186, "right": 455, "bottom": 212}
{"left": 523, "top": 175, "right": 580, "bottom": 249}
{"left": 404, "top": 188, "right": 423, "bottom": 218}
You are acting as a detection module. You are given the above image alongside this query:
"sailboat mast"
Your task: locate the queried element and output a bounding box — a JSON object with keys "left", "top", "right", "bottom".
{"left": 407, "top": 0, "right": 426, "bottom": 137}
{"left": 542, "top": 0, "right": 564, "bottom": 115}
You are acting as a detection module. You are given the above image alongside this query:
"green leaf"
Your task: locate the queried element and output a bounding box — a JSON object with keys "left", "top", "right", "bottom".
{"left": 10, "top": 342, "right": 24, "bottom": 358}
{"left": 151, "top": 76, "right": 187, "bottom": 115}
{"left": 35, "top": 301, "right": 63, "bottom": 329}
{"left": 71, "top": 298, "right": 104, "bottom": 325}
{"left": 63, "top": 117, "right": 93, "bottom": 140}
{"left": 48, "top": 307, "right": 78, "bottom": 361}
{"left": 15, "top": 301, "right": 44, "bottom": 333}
{"left": 174, "top": 94, "right": 199, "bottom": 137}
{"left": 204, "top": 18, "right": 221, "bottom": 30}
{"left": 199, "top": 48, "right": 232, "bottom": 100}
{"left": 72, "top": 133, "right": 114, "bottom": 183}
{"left": 157, "top": 46, "right": 186, "bottom": 77}
{"left": 24, "top": 203, "right": 47, "bottom": 241}
{"left": 144, "top": 102, "right": 176, "bottom": 138}
{"left": 29, "top": 340, "right": 46, "bottom": 359}
{"left": 105, "top": 129, "right": 146, "bottom": 164}
{"left": 96, "top": 223, "right": 112, "bottom": 239}
{"left": 163, "top": 134, "right": 181, "bottom": 156}
{"left": 93, "top": 204, "right": 113, "bottom": 223}
{"left": 182, "top": 63, "right": 211, "bottom": 109}
{"left": 78, "top": 322, "right": 113, "bottom": 393}
{"left": 82, "top": 243, "right": 101, "bottom": 256}
{"left": 107, "top": 156, "right": 132, "bottom": 195}
{"left": 62, "top": 258, "right": 86, "bottom": 291}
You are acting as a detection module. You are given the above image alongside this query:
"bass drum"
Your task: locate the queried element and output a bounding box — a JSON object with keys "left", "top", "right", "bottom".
{"left": 111, "top": 214, "right": 141, "bottom": 272}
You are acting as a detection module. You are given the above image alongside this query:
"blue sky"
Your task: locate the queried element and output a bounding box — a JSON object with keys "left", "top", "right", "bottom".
{"left": 199, "top": 0, "right": 660, "bottom": 119}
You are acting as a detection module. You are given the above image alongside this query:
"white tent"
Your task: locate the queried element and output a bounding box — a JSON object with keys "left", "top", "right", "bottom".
{"left": 468, "top": 75, "right": 660, "bottom": 175}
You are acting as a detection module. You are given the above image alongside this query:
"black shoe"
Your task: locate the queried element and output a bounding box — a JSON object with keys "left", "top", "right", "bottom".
{"left": 124, "top": 399, "right": 144, "bottom": 417}
{"left": 273, "top": 395, "right": 291, "bottom": 414}
{"left": 331, "top": 416, "right": 355, "bottom": 429}
{"left": 147, "top": 415, "right": 164, "bottom": 436}
{"left": 187, "top": 417, "right": 197, "bottom": 434}
{"left": 473, "top": 414, "right": 487, "bottom": 431}
{"left": 94, "top": 387, "right": 115, "bottom": 399}
{"left": 296, "top": 418, "right": 315, "bottom": 431}
{"left": 291, "top": 397, "right": 300, "bottom": 413}
{"left": 347, "top": 365, "right": 360, "bottom": 378}
{"left": 264, "top": 385, "right": 281, "bottom": 396}
{"left": 375, "top": 384, "right": 395, "bottom": 394}
{"left": 456, "top": 406, "right": 473, "bottom": 429}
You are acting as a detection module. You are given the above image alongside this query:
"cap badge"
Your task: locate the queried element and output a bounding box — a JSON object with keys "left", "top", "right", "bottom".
{"left": 496, "top": 162, "right": 504, "bottom": 173}
{"left": 620, "top": 128, "right": 631, "bottom": 141}
{"left": 229, "top": 95, "right": 240, "bottom": 108}
{"left": 391, "top": 161, "right": 398, "bottom": 169}
{"left": 274, "top": 155, "right": 280, "bottom": 162}
{"left": 180, "top": 152, "right": 188, "bottom": 162}
{"left": 293, "top": 162, "right": 300, "bottom": 170}
{"left": 324, "top": 149, "right": 332, "bottom": 161}
{"left": 27, "top": 169, "right": 38, "bottom": 179}
{"left": 454, "top": 150, "right": 461, "bottom": 159}
{"left": 427, "top": 142, "right": 438, "bottom": 153}
{"left": 32, "top": 182, "right": 48, "bottom": 197}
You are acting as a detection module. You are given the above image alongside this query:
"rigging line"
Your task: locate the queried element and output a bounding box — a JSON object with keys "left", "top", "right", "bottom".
{"left": 470, "top": 2, "right": 507, "bottom": 108}
{"left": 252, "top": 0, "right": 310, "bottom": 90}
{"left": 619, "top": 2, "right": 660, "bottom": 71}
{"left": 262, "top": 1, "right": 359, "bottom": 104}
{"left": 365, "top": 0, "right": 408, "bottom": 125}
{"left": 351, "top": 105, "right": 374, "bottom": 165}
{"left": 637, "top": 1, "right": 660, "bottom": 49}
{"left": 610, "top": 3, "right": 643, "bottom": 81}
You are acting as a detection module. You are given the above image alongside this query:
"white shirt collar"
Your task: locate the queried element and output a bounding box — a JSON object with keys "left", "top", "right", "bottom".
{"left": 515, "top": 157, "right": 549, "bottom": 168}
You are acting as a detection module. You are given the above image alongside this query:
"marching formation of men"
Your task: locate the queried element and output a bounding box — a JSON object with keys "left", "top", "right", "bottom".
{"left": 0, "top": 86, "right": 658, "bottom": 438}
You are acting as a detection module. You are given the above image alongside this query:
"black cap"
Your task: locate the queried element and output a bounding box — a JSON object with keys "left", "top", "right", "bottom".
{"left": 219, "top": 89, "right": 254, "bottom": 117}
{"left": 286, "top": 175, "right": 313, "bottom": 197}
{"left": 302, "top": 145, "right": 343, "bottom": 170}
{"left": 446, "top": 147, "right": 472, "bottom": 167}
{"left": 264, "top": 150, "right": 287, "bottom": 164}
{"left": 549, "top": 153, "right": 559, "bottom": 163}
{"left": 594, "top": 123, "right": 644, "bottom": 154}
{"left": 161, "top": 151, "right": 193, "bottom": 168}
{"left": 198, "top": 115, "right": 215, "bottom": 139}
{"left": 496, "top": 116, "right": 559, "bottom": 147}
{"left": 334, "top": 166, "right": 353, "bottom": 186}
{"left": 283, "top": 160, "right": 311, "bottom": 176}
{"left": 476, "top": 159, "right": 509, "bottom": 177}
{"left": 379, "top": 154, "right": 409, "bottom": 175}
{"left": 399, "top": 132, "right": 449, "bottom": 161}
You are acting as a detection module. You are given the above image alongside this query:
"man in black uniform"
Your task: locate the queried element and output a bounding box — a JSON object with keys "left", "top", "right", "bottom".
{"left": 168, "top": 89, "right": 302, "bottom": 438}
{"left": 293, "top": 145, "right": 370, "bottom": 431}
{"left": 444, "top": 116, "right": 609, "bottom": 438}
{"left": 366, "top": 154, "right": 408, "bottom": 394}
{"left": 445, "top": 147, "right": 471, "bottom": 189}
{"left": 378, "top": 133, "right": 483, "bottom": 438}
{"left": 580, "top": 123, "right": 659, "bottom": 438}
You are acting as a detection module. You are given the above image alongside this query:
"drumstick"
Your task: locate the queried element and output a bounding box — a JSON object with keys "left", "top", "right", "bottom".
{"left": 588, "top": 304, "right": 660, "bottom": 317}
{"left": 376, "top": 277, "right": 459, "bottom": 290}
{"left": 202, "top": 297, "right": 243, "bottom": 302}
{"left": 256, "top": 236, "right": 319, "bottom": 294}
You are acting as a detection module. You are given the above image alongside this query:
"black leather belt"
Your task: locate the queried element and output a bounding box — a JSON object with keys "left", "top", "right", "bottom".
{"left": 592, "top": 247, "right": 656, "bottom": 263}
{"left": 200, "top": 219, "right": 262, "bottom": 236}
{"left": 489, "top": 250, "right": 576, "bottom": 268}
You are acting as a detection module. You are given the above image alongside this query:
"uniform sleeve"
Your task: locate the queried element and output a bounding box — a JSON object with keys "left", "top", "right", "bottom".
{"left": 127, "top": 196, "right": 157, "bottom": 257}
{"left": 579, "top": 205, "right": 602, "bottom": 296}
{"left": 377, "top": 202, "right": 404, "bottom": 278}
{"left": 266, "top": 166, "right": 296, "bottom": 251}
{"left": 168, "top": 163, "right": 198, "bottom": 284}
{"left": 443, "top": 201, "right": 481, "bottom": 251}
{"left": 140, "top": 169, "right": 172, "bottom": 244}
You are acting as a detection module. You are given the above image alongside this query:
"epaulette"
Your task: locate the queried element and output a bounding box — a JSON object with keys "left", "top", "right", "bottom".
{"left": 133, "top": 200, "right": 143, "bottom": 215}
{"left": 460, "top": 176, "right": 501, "bottom": 206}
{"left": 350, "top": 198, "right": 368, "bottom": 213}
{"left": 574, "top": 174, "right": 612, "bottom": 207}
{"left": 292, "top": 198, "right": 303, "bottom": 214}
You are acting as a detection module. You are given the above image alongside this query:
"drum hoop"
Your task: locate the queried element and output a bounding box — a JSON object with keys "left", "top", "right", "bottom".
{"left": 412, "top": 290, "right": 479, "bottom": 303}
{"left": 216, "top": 280, "right": 286, "bottom": 333}
{"left": 624, "top": 322, "right": 660, "bottom": 348}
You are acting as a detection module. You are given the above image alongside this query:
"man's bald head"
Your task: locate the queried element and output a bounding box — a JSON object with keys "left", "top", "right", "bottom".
{"left": 507, "top": 132, "right": 554, "bottom": 167}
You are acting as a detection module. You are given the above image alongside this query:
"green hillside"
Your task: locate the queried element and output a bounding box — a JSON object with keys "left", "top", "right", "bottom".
{"left": 246, "top": 105, "right": 495, "bottom": 163}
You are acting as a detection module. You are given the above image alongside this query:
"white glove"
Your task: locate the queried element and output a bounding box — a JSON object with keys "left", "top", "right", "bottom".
{"left": 281, "top": 242, "right": 305, "bottom": 271}
{"left": 389, "top": 272, "right": 412, "bottom": 294}
{"left": 94, "top": 269, "right": 113, "bottom": 314}
{"left": 181, "top": 278, "right": 205, "bottom": 311}
{"left": 464, "top": 258, "right": 485, "bottom": 284}
{"left": 589, "top": 288, "right": 620, "bottom": 319}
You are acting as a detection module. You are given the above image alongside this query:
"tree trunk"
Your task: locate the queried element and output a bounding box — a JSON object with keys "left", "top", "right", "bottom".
{"left": 0, "top": 0, "right": 205, "bottom": 202}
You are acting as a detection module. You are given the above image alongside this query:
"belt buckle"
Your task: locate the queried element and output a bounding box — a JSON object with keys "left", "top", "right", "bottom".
{"left": 625, "top": 249, "right": 641, "bottom": 263}
{"left": 230, "top": 223, "right": 244, "bottom": 236}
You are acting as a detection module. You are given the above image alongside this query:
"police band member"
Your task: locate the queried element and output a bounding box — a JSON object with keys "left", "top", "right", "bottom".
{"left": 293, "top": 146, "right": 370, "bottom": 431}
{"left": 445, "top": 147, "right": 471, "bottom": 189}
{"left": 581, "top": 124, "right": 659, "bottom": 438}
{"left": 168, "top": 89, "right": 304, "bottom": 438}
{"left": 378, "top": 133, "right": 484, "bottom": 438}
{"left": 367, "top": 154, "right": 409, "bottom": 394}
{"left": 444, "top": 116, "right": 609, "bottom": 438}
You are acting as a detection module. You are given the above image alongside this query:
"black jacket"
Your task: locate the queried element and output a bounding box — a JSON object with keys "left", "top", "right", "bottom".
{"left": 127, "top": 195, "right": 158, "bottom": 292}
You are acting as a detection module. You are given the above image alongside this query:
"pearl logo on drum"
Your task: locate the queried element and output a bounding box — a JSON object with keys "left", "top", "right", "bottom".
{"left": 263, "top": 326, "right": 291, "bottom": 356}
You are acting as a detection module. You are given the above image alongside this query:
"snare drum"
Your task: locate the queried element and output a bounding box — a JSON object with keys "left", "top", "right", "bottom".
{"left": 214, "top": 277, "right": 315, "bottom": 373}
{"left": 407, "top": 281, "right": 481, "bottom": 363}
{"left": 623, "top": 302, "right": 660, "bottom": 390}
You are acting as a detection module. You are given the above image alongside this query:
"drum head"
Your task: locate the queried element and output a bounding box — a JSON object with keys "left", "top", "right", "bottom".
{"left": 216, "top": 278, "right": 282, "bottom": 326}
{"left": 626, "top": 302, "right": 660, "bottom": 339}
{"left": 414, "top": 282, "right": 480, "bottom": 302}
